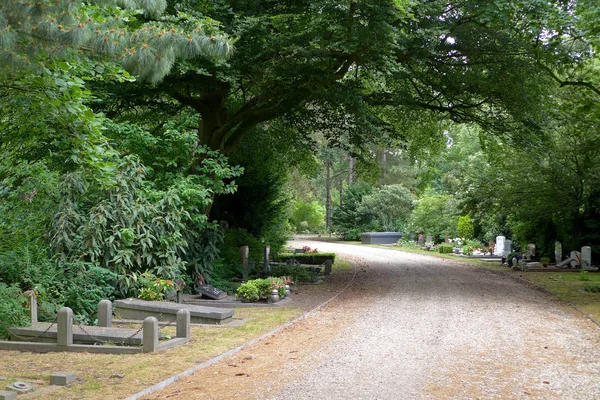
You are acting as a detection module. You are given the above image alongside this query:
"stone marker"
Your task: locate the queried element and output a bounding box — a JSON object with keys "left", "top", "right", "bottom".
{"left": 23, "top": 291, "right": 37, "bottom": 323}
{"left": 417, "top": 234, "right": 424, "bottom": 245}
{"left": 97, "top": 300, "right": 112, "bottom": 328}
{"left": 0, "top": 390, "right": 17, "bottom": 400}
{"left": 197, "top": 284, "right": 227, "bottom": 300}
{"left": 526, "top": 243, "right": 536, "bottom": 260}
{"left": 555, "top": 241, "right": 562, "bottom": 264}
{"left": 409, "top": 232, "right": 415, "bottom": 241}
{"left": 263, "top": 245, "right": 271, "bottom": 271}
{"left": 143, "top": 317, "right": 159, "bottom": 353}
{"left": 324, "top": 260, "right": 333, "bottom": 275}
{"left": 570, "top": 251, "right": 582, "bottom": 268}
{"left": 114, "top": 298, "right": 233, "bottom": 324}
{"left": 240, "top": 245, "right": 249, "bottom": 276}
{"left": 504, "top": 239, "right": 513, "bottom": 256}
{"left": 57, "top": 307, "right": 73, "bottom": 348}
{"left": 582, "top": 246, "right": 592, "bottom": 269}
{"left": 5, "top": 382, "right": 34, "bottom": 393}
{"left": 488, "top": 240, "right": 495, "bottom": 252}
{"left": 176, "top": 309, "right": 190, "bottom": 339}
{"left": 494, "top": 236, "right": 505, "bottom": 256}
{"left": 50, "top": 373, "right": 76, "bottom": 386}
{"left": 425, "top": 235, "right": 433, "bottom": 244}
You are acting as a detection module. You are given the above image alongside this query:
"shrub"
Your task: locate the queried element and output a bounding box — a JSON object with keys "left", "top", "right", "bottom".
{"left": 0, "top": 283, "right": 30, "bottom": 339}
{"left": 438, "top": 244, "right": 453, "bottom": 254}
{"left": 235, "top": 277, "right": 286, "bottom": 302}
{"left": 136, "top": 272, "right": 174, "bottom": 300}
{"left": 271, "top": 265, "right": 320, "bottom": 283}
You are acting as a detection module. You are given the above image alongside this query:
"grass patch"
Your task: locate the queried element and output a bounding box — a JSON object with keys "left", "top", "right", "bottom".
{"left": 0, "top": 307, "right": 301, "bottom": 399}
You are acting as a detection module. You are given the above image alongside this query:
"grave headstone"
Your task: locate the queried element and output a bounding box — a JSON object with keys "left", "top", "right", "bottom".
{"left": 417, "top": 234, "right": 424, "bottom": 245}
{"left": 494, "top": 236, "right": 505, "bottom": 256}
{"left": 425, "top": 235, "right": 433, "bottom": 244}
{"left": 504, "top": 239, "right": 512, "bottom": 256}
{"left": 197, "top": 284, "right": 227, "bottom": 300}
{"left": 488, "top": 240, "right": 495, "bottom": 252}
{"left": 526, "top": 243, "right": 536, "bottom": 260}
{"left": 0, "top": 390, "right": 17, "bottom": 400}
{"left": 555, "top": 241, "right": 562, "bottom": 264}
{"left": 582, "top": 246, "right": 592, "bottom": 269}
{"left": 263, "top": 245, "right": 270, "bottom": 271}
{"left": 409, "top": 232, "right": 415, "bottom": 241}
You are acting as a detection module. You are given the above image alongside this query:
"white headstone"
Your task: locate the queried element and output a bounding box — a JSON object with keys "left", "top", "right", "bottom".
{"left": 426, "top": 235, "right": 433, "bottom": 244}
{"left": 526, "top": 243, "right": 536, "bottom": 259}
{"left": 494, "top": 236, "right": 505, "bottom": 256}
{"left": 570, "top": 251, "right": 582, "bottom": 268}
{"left": 582, "top": 246, "right": 592, "bottom": 270}
{"left": 554, "top": 241, "right": 562, "bottom": 264}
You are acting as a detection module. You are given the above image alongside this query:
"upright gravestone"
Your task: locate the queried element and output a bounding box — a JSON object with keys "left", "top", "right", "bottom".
{"left": 555, "top": 241, "right": 562, "bottom": 265}
{"left": 504, "top": 240, "right": 512, "bottom": 256}
{"left": 417, "top": 234, "right": 424, "bottom": 245}
{"left": 240, "top": 245, "right": 249, "bottom": 277}
{"left": 488, "top": 240, "right": 495, "bottom": 251}
{"left": 425, "top": 235, "right": 433, "bottom": 244}
{"left": 582, "top": 246, "right": 592, "bottom": 270}
{"left": 263, "top": 245, "right": 270, "bottom": 272}
{"left": 494, "top": 236, "right": 506, "bottom": 256}
{"left": 526, "top": 243, "right": 536, "bottom": 260}
{"left": 57, "top": 307, "right": 73, "bottom": 348}
{"left": 409, "top": 232, "right": 415, "bottom": 241}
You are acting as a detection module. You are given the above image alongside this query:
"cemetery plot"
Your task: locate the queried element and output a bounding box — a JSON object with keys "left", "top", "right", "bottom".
{"left": 114, "top": 298, "right": 234, "bottom": 325}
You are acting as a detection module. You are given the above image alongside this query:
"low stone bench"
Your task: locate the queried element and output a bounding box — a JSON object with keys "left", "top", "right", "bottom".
{"left": 360, "top": 232, "right": 403, "bottom": 244}
{"left": 114, "top": 299, "right": 234, "bottom": 325}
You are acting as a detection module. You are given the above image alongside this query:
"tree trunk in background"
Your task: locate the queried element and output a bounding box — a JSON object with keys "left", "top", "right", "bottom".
{"left": 348, "top": 157, "right": 354, "bottom": 185}
{"left": 326, "top": 161, "right": 332, "bottom": 231}
{"left": 381, "top": 148, "right": 387, "bottom": 181}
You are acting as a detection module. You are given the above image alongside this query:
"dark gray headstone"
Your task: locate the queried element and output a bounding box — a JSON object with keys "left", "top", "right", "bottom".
{"left": 197, "top": 284, "right": 227, "bottom": 300}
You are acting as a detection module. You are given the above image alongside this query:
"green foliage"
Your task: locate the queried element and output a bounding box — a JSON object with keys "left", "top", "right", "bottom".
{"left": 438, "top": 245, "right": 453, "bottom": 254}
{"left": 0, "top": 283, "right": 29, "bottom": 338}
{"left": 291, "top": 199, "right": 325, "bottom": 233}
{"left": 457, "top": 216, "right": 475, "bottom": 239}
{"left": 579, "top": 270, "right": 592, "bottom": 282}
{"left": 219, "top": 228, "right": 263, "bottom": 270}
{"left": 235, "top": 277, "right": 286, "bottom": 303}
{"left": 358, "top": 184, "right": 415, "bottom": 232}
{"left": 136, "top": 272, "right": 174, "bottom": 301}
{"left": 332, "top": 183, "right": 375, "bottom": 240}
{"left": 409, "top": 192, "right": 460, "bottom": 242}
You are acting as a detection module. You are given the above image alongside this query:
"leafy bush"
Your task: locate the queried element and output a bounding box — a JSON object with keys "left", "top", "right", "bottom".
{"left": 235, "top": 277, "right": 286, "bottom": 302}
{"left": 0, "top": 283, "right": 29, "bottom": 339}
{"left": 290, "top": 199, "right": 325, "bottom": 232}
{"left": 438, "top": 244, "right": 453, "bottom": 254}
{"left": 584, "top": 283, "right": 600, "bottom": 293}
{"left": 457, "top": 215, "right": 475, "bottom": 239}
{"left": 136, "top": 272, "right": 174, "bottom": 300}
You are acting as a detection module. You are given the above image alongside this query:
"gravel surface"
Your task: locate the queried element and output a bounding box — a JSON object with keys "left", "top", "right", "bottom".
{"left": 142, "top": 240, "right": 600, "bottom": 400}
{"left": 276, "top": 240, "right": 600, "bottom": 400}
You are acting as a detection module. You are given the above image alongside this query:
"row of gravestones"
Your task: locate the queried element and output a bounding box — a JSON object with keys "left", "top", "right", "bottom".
{"left": 494, "top": 236, "right": 593, "bottom": 269}
{"left": 415, "top": 234, "right": 433, "bottom": 245}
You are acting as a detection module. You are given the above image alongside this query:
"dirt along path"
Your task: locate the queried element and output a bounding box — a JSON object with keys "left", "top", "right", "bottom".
{"left": 142, "top": 241, "right": 600, "bottom": 400}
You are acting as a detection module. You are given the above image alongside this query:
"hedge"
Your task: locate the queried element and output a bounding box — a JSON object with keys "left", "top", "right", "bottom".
{"left": 273, "top": 253, "right": 336, "bottom": 265}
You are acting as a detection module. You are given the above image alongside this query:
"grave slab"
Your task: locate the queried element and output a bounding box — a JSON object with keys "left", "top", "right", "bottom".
{"left": 114, "top": 299, "right": 233, "bottom": 325}
{"left": 8, "top": 323, "right": 151, "bottom": 345}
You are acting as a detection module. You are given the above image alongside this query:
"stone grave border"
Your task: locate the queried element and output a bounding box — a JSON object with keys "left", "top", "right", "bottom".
{"left": 0, "top": 306, "right": 191, "bottom": 354}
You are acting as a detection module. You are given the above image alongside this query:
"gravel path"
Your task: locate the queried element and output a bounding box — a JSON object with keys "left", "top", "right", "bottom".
{"left": 276, "top": 240, "right": 600, "bottom": 399}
